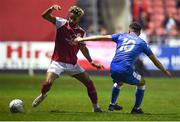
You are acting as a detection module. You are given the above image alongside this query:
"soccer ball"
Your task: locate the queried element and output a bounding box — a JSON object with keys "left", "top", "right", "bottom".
{"left": 9, "top": 99, "right": 24, "bottom": 113}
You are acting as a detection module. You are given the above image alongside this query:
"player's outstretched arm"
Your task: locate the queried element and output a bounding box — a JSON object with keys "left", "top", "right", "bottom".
{"left": 149, "top": 55, "right": 172, "bottom": 77}
{"left": 42, "top": 5, "right": 61, "bottom": 24}
{"left": 74, "top": 35, "right": 112, "bottom": 43}
{"left": 79, "top": 45, "right": 104, "bottom": 69}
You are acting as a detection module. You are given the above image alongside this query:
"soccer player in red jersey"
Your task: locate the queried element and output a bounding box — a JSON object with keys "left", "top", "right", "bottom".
{"left": 32, "top": 5, "right": 104, "bottom": 112}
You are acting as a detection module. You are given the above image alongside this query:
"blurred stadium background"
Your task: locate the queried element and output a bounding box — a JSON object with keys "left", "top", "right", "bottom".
{"left": 0, "top": 0, "right": 180, "bottom": 121}
{"left": 0, "top": 0, "right": 180, "bottom": 76}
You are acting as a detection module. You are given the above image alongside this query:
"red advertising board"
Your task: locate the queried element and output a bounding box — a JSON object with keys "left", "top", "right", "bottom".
{"left": 0, "top": 41, "right": 116, "bottom": 70}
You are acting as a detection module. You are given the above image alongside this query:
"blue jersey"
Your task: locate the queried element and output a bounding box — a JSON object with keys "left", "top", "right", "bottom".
{"left": 110, "top": 32, "right": 153, "bottom": 73}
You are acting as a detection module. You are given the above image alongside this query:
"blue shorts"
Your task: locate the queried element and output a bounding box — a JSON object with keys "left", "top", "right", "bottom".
{"left": 110, "top": 69, "right": 141, "bottom": 85}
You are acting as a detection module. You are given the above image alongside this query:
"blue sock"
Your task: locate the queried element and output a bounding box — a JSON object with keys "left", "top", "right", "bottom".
{"left": 134, "top": 86, "right": 145, "bottom": 108}
{"left": 110, "top": 83, "right": 121, "bottom": 105}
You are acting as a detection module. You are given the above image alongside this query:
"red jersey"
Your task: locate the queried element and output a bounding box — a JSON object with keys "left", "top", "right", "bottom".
{"left": 51, "top": 17, "right": 86, "bottom": 65}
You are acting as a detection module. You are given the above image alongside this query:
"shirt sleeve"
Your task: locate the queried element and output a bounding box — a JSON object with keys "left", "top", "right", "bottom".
{"left": 142, "top": 41, "right": 153, "bottom": 56}
{"left": 111, "top": 33, "right": 124, "bottom": 43}
{"left": 55, "top": 17, "right": 66, "bottom": 29}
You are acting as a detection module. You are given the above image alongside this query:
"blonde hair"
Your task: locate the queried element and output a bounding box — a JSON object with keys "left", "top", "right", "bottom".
{"left": 69, "top": 6, "right": 84, "bottom": 17}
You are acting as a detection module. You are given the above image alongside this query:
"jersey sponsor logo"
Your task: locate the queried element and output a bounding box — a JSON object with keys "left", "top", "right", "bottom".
{"left": 65, "top": 33, "right": 81, "bottom": 46}
{"left": 65, "top": 35, "right": 76, "bottom": 46}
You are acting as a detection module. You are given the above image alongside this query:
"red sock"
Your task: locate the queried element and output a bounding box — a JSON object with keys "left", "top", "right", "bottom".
{"left": 86, "top": 81, "right": 98, "bottom": 104}
{"left": 41, "top": 81, "right": 52, "bottom": 95}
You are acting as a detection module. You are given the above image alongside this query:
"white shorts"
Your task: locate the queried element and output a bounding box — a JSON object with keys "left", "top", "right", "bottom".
{"left": 47, "top": 61, "right": 85, "bottom": 76}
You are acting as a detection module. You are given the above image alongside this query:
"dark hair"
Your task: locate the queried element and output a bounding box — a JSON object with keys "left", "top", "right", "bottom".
{"left": 129, "top": 22, "right": 142, "bottom": 33}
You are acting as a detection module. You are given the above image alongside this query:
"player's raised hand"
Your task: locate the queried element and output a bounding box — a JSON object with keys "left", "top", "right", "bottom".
{"left": 50, "top": 5, "right": 61, "bottom": 11}
{"left": 90, "top": 61, "right": 104, "bottom": 70}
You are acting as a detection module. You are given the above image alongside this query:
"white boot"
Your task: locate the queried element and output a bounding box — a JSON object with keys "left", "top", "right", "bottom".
{"left": 32, "top": 93, "right": 47, "bottom": 107}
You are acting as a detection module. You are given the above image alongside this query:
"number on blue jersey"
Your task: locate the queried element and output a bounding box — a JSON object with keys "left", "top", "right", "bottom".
{"left": 119, "top": 38, "right": 136, "bottom": 52}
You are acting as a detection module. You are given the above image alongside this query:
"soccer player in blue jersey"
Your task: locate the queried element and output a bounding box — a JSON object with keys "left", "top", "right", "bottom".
{"left": 74, "top": 22, "right": 172, "bottom": 114}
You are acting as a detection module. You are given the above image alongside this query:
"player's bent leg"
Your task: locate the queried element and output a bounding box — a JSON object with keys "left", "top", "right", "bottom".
{"left": 108, "top": 82, "right": 123, "bottom": 111}
{"left": 41, "top": 72, "right": 59, "bottom": 95}
{"left": 72, "top": 72, "right": 103, "bottom": 112}
{"left": 32, "top": 72, "right": 59, "bottom": 107}
{"left": 131, "top": 77, "right": 145, "bottom": 114}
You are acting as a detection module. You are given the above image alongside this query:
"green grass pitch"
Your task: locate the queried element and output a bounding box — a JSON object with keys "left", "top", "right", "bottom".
{"left": 0, "top": 73, "right": 180, "bottom": 121}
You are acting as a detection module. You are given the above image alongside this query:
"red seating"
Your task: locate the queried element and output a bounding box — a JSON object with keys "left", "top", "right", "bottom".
{"left": 132, "top": 0, "right": 178, "bottom": 37}
{"left": 143, "top": 0, "right": 177, "bottom": 36}
{"left": 165, "top": 0, "right": 176, "bottom": 7}
{"left": 155, "top": 27, "right": 165, "bottom": 36}
{"left": 153, "top": 7, "right": 164, "bottom": 14}
{"left": 166, "top": 7, "right": 177, "bottom": 15}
